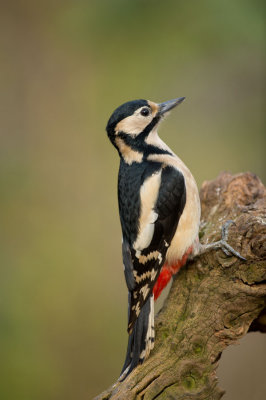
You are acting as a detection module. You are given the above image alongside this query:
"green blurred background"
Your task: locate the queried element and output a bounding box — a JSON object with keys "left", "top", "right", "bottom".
{"left": 0, "top": 1, "right": 265, "bottom": 399}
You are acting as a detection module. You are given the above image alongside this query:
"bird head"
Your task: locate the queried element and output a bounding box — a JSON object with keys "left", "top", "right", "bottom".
{"left": 106, "top": 97, "right": 185, "bottom": 158}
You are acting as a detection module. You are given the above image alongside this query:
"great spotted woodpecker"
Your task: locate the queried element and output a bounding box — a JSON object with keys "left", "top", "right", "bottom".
{"left": 106, "top": 98, "right": 244, "bottom": 380}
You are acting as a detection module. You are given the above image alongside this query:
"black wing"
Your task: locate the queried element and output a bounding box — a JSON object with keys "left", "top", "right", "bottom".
{"left": 122, "top": 165, "right": 186, "bottom": 333}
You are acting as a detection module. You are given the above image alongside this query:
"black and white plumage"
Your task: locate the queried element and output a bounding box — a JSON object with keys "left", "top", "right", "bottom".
{"left": 106, "top": 98, "right": 201, "bottom": 379}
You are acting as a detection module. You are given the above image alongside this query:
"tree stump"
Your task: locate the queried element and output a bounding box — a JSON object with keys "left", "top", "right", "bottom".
{"left": 95, "top": 172, "right": 266, "bottom": 400}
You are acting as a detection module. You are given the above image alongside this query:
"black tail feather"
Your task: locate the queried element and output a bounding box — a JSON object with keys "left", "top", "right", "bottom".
{"left": 119, "top": 295, "right": 154, "bottom": 381}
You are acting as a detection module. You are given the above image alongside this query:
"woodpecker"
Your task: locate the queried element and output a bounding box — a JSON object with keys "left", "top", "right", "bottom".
{"left": 106, "top": 98, "right": 244, "bottom": 380}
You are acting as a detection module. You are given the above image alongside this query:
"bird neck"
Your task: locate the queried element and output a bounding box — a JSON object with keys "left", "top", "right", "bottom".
{"left": 144, "top": 127, "right": 173, "bottom": 154}
{"left": 115, "top": 131, "right": 172, "bottom": 165}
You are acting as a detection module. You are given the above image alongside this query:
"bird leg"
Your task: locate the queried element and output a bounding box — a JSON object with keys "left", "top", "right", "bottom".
{"left": 196, "top": 220, "right": 246, "bottom": 261}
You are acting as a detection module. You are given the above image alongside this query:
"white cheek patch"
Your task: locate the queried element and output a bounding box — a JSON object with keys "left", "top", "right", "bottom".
{"left": 115, "top": 110, "right": 153, "bottom": 135}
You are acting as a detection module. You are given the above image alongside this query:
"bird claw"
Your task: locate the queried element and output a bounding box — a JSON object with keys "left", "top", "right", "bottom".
{"left": 219, "top": 239, "right": 246, "bottom": 261}
{"left": 198, "top": 220, "right": 246, "bottom": 261}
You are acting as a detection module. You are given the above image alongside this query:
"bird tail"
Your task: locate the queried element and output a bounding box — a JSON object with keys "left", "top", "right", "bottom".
{"left": 119, "top": 294, "right": 155, "bottom": 381}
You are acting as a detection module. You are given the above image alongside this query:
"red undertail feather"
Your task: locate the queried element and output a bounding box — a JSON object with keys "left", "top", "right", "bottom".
{"left": 153, "top": 246, "right": 193, "bottom": 301}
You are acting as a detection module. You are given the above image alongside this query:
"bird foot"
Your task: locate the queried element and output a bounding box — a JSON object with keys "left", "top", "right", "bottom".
{"left": 198, "top": 220, "right": 246, "bottom": 261}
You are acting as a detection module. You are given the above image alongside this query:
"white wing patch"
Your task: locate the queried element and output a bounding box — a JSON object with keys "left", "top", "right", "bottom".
{"left": 133, "top": 170, "right": 162, "bottom": 251}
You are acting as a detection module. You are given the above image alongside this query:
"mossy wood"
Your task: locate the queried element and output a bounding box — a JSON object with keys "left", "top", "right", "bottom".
{"left": 95, "top": 172, "right": 266, "bottom": 400}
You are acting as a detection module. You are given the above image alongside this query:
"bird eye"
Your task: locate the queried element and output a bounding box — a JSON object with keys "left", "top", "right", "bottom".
{"left": 140, "top": 107, "right": 150, "bottom": 117}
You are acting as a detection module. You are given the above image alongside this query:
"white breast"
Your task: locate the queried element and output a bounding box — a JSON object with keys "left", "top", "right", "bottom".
{"left": 166, "top": 156, "right": 200, "bottom": 263}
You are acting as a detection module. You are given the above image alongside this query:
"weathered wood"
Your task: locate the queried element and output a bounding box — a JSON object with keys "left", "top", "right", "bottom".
{"left": 95, "top": 172, "right": 266, "bottom": 400}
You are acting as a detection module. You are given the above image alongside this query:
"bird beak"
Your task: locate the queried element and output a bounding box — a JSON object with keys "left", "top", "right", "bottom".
{"left": 158, "top": 97, "right": 185, "bottom": 115}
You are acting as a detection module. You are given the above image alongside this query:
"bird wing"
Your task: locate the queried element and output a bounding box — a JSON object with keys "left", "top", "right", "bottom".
{"left": 123, "top": 165, "right": 186, "bottom": 333}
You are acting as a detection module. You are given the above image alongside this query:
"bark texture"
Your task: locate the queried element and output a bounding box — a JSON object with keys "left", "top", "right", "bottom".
{"left": 95, "top": 172, "right": 266, "bottom": 400}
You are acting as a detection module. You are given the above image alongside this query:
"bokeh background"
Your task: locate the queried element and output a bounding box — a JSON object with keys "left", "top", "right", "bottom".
{"left": 1, "top": 1, "right": 265, "bottom": 399}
